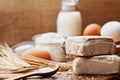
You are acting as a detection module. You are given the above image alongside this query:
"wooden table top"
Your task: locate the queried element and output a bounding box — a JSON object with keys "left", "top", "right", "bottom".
{"left": 0, "top": 71, "right": 120, "bottom": 80}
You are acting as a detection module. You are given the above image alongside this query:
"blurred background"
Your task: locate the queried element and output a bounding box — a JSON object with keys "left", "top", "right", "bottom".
{"left": 0, "top": 0, "right": 120, "bottom": 46}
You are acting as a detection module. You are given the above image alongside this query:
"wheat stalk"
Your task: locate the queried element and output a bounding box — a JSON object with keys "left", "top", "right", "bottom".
{"left": 0, "top": 43, "right": 36, "bottom": 73}
{"left": 21, "top": 55, "right": 72, "bottom": 71}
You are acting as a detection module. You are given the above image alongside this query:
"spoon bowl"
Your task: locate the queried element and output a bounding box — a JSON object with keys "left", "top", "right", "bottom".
{"left": 5, "top": 64, "right": 59, "bottom": 80}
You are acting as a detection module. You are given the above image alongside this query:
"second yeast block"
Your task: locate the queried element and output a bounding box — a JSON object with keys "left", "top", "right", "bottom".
{"left": 72, "top": 55, "right": 120, "bottom": 74}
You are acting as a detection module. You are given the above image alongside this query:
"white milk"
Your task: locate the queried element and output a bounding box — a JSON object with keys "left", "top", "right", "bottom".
{"left": 57, "top": 0, "right": 82, "bottom": 37}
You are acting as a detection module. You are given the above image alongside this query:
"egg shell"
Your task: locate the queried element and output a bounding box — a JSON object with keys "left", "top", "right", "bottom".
{"left": 22, "top": 47, "right": 51, "bottom": 60}
{"left": 101, "top": 21, "right": 120, "bottom": 42}
{"left": 83, "top": 23, "right": 101, "bottom": 36}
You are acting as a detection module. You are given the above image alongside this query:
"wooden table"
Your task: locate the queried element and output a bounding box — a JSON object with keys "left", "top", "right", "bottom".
{"left": 0, "top": 71, "right": 120, "bottom": 80}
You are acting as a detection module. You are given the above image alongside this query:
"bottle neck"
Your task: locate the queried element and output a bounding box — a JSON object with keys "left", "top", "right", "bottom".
{"left": 61, "top": 4, "right": 77, "bottom": 12}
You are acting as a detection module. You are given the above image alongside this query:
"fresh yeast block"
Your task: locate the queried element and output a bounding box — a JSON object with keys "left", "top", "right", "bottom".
{"left": 73, "top": 55, "right": 120, "bottom": 74}
{"left": 66, "top": 36, "right": 116, "bottom": 56}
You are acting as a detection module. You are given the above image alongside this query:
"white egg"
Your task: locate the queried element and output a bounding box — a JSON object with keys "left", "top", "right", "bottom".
{"left": 101, "top": 21, "right": 120, "bottom": 42}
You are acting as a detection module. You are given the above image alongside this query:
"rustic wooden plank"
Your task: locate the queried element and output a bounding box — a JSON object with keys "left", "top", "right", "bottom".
{"left": 0, "top": 0, "right": 120, "bottom": 46}
{"left": 0, "top": 0, "right": 60, "bottom": 46}
{"left": 78, "top": 0, "right": 120, "bottom": 27}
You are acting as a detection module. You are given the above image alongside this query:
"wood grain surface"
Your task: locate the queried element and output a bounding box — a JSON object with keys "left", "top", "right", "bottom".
{"left": 0, "top": 71, "right": 120, "bottom": 80}
{"left": 0, "top": 0, "right": 120, "bottom": 46}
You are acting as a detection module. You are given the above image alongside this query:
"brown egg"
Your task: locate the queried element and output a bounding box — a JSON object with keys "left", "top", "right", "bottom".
{"left": 83, "top": 23, "right": 101, "bottom": 36}
{"left": 116, "top": 41, "right": 120, "bottom": 53}
{"left": 22, "top": 47, "right": 51, "bottom": 60}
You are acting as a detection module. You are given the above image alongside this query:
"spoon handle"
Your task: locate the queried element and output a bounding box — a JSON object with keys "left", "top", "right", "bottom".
{"left": 5, "top": 72, "right": 38, "bottom": 80}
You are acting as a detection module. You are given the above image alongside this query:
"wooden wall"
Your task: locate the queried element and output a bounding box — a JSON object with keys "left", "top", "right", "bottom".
{"left": 0, "top": 0, "right": 120, "bottom": 46}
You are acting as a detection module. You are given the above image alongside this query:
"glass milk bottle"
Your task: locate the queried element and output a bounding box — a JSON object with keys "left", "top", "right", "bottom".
{"left": 57, "top": 0, "right": 82, "bottom": 37}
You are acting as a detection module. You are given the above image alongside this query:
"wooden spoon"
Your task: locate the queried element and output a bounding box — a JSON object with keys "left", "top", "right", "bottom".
{"left": 5, "top": 64, "right": 59, "bottom": 80}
